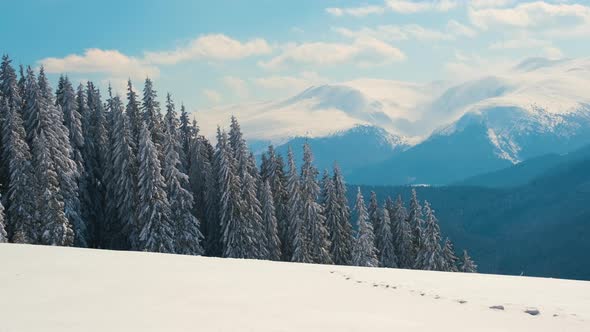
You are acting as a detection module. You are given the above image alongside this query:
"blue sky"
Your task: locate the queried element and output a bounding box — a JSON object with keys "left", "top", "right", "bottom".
{"left": 2, "top": 0, "right": 590, "bottom": 110}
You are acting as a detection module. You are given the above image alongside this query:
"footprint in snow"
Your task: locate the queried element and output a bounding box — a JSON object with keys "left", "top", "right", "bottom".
{"left": 489, "top": 305, "right": 505, "bottom": 311}
{"left": 524, "top": 308, "right": 540, "bottom": 316}
{"left": 456, "top": 300, "right": 468, "bottom": 304}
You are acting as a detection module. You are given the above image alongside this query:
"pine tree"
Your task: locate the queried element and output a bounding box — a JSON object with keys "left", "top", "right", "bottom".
{"left": 378, "top": 207, "right": 398, "bottom": 268}
{"left": 264, "top": 145, "right": 289, "bottom": 260}
{"left": 414, "top": 201, "right": 442, "bottom": 270}
{"left": 178, "top": 103, "right": 192, "bottom": 172}
{"left": 22, "top": 66, "right": 41, "bottom": 147}
{"left": 300, "top": 142, "right": 332, "bottom": 264}
{"left": 142, "top": 78, "right": 164, "bottom": 154}
{"left": 368, "top": 191, "right": 383, "bottom": 256}
{"left": 0, "top": 55, "right": 23, "bottom": 192}
{"left": 137, "top": 123, "right": 175, "bottom": 253}
{"left": 408, "top": 188, "right": 424, "bottom": 265}
{"left": 126, "top": 80, "right": 141, "bottom": 154}
{"left": 0, "top": 198, "right": 6, "bottom": 243}
{"left": 351, "top": 188, "right": 378, "bottom": 267}
{"left": 323, "top": 165, "right": 353, "bottom": 265}
{"left": 32, "top": 130, "right": 74, "bottom": 246}
{"left": 216, "top": 129, "right": 255, "bottom": 258}
{"left": 106, "top": 96, "right": 137, "bottom": 249}
{"left": 459, "top": 250, "right": 477, "bottom": 273}
{"left": 84, "top": 81, "right": 109, "bottom": 247}
{"left": 441, "top": 238, "right": 458, "bottom": 272}
{"left": 261, "top": 179, "right": 281, "bottom": 261}
{"left": 163, "top": 129, "right": 203, "bottom": 256}
{"left": 286, "top": 146, "right": 309, "bottom": 263}
{"left": 389, "top": 195, "right": 412, "bottom": 268}
{"left": 53, "top": 74, "right": 86, "bottom": 247}
{"left": 1, "top": 99, "right": 37, "bottom": 243}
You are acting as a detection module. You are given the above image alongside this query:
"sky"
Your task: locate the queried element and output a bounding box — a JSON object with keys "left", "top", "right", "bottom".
{"left": 2, "top": 0, "right": 590, "bottom": 111}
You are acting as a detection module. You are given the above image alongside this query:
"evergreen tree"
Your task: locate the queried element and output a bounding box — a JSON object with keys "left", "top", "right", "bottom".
{"left": 368, "top": 191, "right": 383, "bottom": 256}
{"left": 323, "top": 165, "right": 353, "bottom": 265}
{"left": 53, "top": 74, "right": 86, "bottom": 247}
{"left": 286, "top": 147, "right": 309, "bottom": 263}
{"left": 378, "top": 207, "right": 398, "bottom": 268}
{"left": 241, "top": 169, "right": 266, "bottom": 259}
{"left": 389, "top": 195, "right": 412, "bottom": 268}
{"left": 408, "top": 188, "right": 424, "bottom": 264}
{"left": 300, "top": 142, "right": 331, "bottom": 264}
{"left": 142, "top": 78, "right": 164, "bottom": 154}
{"left": 441, "top": 238, "right": 458, "bottom": 272}
{"left": 106, "top": 96, "right": 137, "bottom": 249}
{"left": 264, "top": 145, "right": 289, "bottom": 260}
{"left": 178, "top": 103, "right": 191, "bottom": 172}
{"left": 0, "top": 55, "right": 22, "bottom": 192}
{"left": 163, "top": 129, "right": 203, "bottom": 256}
{"left": 261, "top": 179, "right": 281, "bottom": 261}
{"left": 351, "top": 188, "right": 378, "bottom": 267}
{"left": 126, "top": 80, "right": 141, "bottom": 154}
{"left": 1, "top": 99, "right": 37, "bottom": 243}
{"left": 32, "top": 130, "right": 74, "bottom": 246}
{"left": 414, "top": 201, "right": 442, "bottom": 270}
{"left": 459, "top": 250, "right": 477, "bottom": 273}
{"left": 84, "top": 81, "right": 109, "bottom": 247}
{"left": 137, "top": 123, "right": 174, "bottom": 253}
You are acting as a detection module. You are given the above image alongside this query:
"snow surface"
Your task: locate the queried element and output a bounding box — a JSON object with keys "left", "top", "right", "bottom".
{"left": 1, "top": 244, "right": 589, "bottom": 331}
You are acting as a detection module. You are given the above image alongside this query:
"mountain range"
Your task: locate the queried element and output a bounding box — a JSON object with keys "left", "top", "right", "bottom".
{"left": 198, "top": 57, "right": 590, "bottom": 186}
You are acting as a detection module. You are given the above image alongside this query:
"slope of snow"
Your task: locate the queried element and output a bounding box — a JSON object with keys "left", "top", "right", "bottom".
{"left": 1, "top": 244, "right": 589, "bottom": 331}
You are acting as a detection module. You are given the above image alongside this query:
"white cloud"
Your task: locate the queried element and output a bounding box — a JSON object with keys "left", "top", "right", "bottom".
{"left": 446, "top": 20, "right": 478, "bottom": 37}
{"left": 259, "top": 38, "right": 405, "bottom": 70}
{"left": 489, "top": 36, "right": 563, "bottom": 59}
{"left": 469, "top": 0, "right": 514, "bottom": 9}
{"left": 386, "top": 0, "right": 458, "bottom": 13}
{"left": 326, "top": 5, "right": 386, "bottom": 17}
{"left": 203, "top": 89, "right": 222, "bottom": 103}
{"left": 334, "top": 21, "right": 476, "bottom": 42}
{"left": 39, "top": 48, "right": 159, "bottom": 80}
{"left": 253, "top": 71, "right": 325, "bottom": 92}
{"left": 223, "top": 76, "right": 249, "bottom": 98}
{"left": 469, "top": 1, "right": 590, "bottom": 30}
{"left": 144, "top": 34, "right": 273, "bottom": 64}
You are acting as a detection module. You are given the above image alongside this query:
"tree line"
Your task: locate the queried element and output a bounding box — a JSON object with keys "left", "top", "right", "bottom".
{"left": 0, "top": 55, "right": 476, "bottom": 273}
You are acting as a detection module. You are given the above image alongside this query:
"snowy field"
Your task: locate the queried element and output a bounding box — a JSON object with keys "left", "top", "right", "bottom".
{"left": 1, "top": 244, "right": 589, "bottom": 332}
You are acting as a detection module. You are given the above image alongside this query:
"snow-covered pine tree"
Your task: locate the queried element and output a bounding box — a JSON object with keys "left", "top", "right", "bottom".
{"left": 22, "top": 66, "right": 41, "bottom": 147}
{"left": 408, "top": 188, "right": 424, "bottom": 265}
{"left": 459, "top": 250, "right": 477, "bottom": 273}
{"left": 286, "top": 146, "right": 310, "bottom": 263}
{"left": 389, "top": 195, "right": 413, "bottom": 268}
{"left": 414, "top": 201, "right": 443, "bottom": 270}
{"left": 1, "top": 98, "right": 37, "bottom": 243}
{"left": 351, "top": 188, "right": 378, "bottom": 267}
{"left": 163, "top": 129, "right": 203, "bottom": 256}
{"left": 142, "top": 78, "right": 164, "bottom": 156}
{"left": 261, "top": 179, "right": 281, "bottom": 261}
{"left": 0, "top": 55, "right": 23, "bottom": 192}
{"left": 84, "top": 81, "right": 109, "bottom": 247}
{"left": 53, "top": 74, "right": 86, "bottom": 247}
{"left": 32, "top": 130, "right": 74, "bottom": 246}
{"left": 241, "top": 169, "right": 267, "bottom": 259}
{"left": 216, "top": 129, "right": 254, "bottom": 258}
{"left": 17, "top": 65, "right": 26, "bottom": 100}
{"left": 0, "top": 198, "right": 6, "bottom": 243}
{"left": 368, "top": 191, "right": 383, "bottom": 257}
{"left": 57, "top": 77, "right": 84, "bottom": 179}
{"left": 105, "top": 96, "right": 138, "bottom": 249}
{"left": 378, "top": 207, "right": 398, "bottom": 268}
{"left": 137, "top": 123, "right": 175, "bottom": 253}
{"left": 300, "top": 142, "right": 332, "bottom": 264}
{"left": 228, "top": 116, "right": 249, "bottom": 175}
{"left": 441, "top": 238, "right": 458, "bottom": 272}
{"left": 126, "top": 80, "right": 141, "bottom": 154}
{"left": 178, "top": 103, "right": 192, "bottom": 172}
{"left": 263, "top": 145, "right": 289, "bottom": 260}
{"left": 323, "top": 165, "right": 353, "bottom": 265}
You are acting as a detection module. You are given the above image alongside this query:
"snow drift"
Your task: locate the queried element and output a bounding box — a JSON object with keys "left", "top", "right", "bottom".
{"left": 1, "top": 244, "right": 588, "bottom": 331}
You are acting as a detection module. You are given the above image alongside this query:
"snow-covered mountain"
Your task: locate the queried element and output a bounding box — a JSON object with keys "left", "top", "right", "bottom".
{"left": 196, "top": 57, "right": 590, "bottom": 185}
{"left": 2, "top": 244, "right": 589, "bottom": 331}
